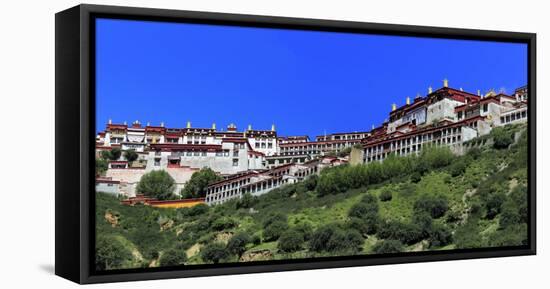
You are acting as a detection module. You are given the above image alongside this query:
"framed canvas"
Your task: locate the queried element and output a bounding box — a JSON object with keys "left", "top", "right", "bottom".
{"left": 55, "top": 4, "right": 536, "bottom": 284}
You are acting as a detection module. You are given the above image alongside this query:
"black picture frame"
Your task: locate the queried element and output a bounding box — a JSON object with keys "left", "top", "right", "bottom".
{"left": 55, "top": 4, "right": 537, "bottom": 284}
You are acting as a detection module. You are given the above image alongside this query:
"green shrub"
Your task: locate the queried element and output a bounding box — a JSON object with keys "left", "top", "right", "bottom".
{"left": 159, "top": 248, "right": 187, "bottom": 267}
{"left": 413, "top": 194, "right": 449, "bottom": 219}
{"left": 484, "top": 191, "right": 506, "bottom": 220}
{"left": 379, "top": 189, "right": 393, "bottom": 202}
{"left": 236, "top": 192, "right": 258, "bottom": 209}
{"left": 227, "top": 232, "right": 251, "bottom": 257}
{"left": 372, "top": 239, "right": 404, "bottom": 254}
{"left": 310, "top": 224, "right": 364, "bottom": 253}
{"left": 293, "top": 222, "right": 314, "bottom": 241}
{"left": 377, "top": 220, "right": 423, "bottom": 245}
{"left": 96, "top": 158, "right": 108, "bottom": 176}
{"left": 123, "top": 149, "right": 138, "bottom": 162}
{"left": 95, "top": 235, "right": 133, "bottom": 270}
{"left": 428, "top": 224, "right": 453, "bottom": 247}
{"left": 211, "top": 217, "right": 237, "bottom": 231}
{"left": 492, "top": 127, "right": 514, "bottom": 149}
{"left": 410, "top": 172, "right": 422, "bottom": 183}
{"left": 200, "top": 242, "right": 229, "bottom": 264}
{"left": 277, "top": 230, "right": 305, "bottom": 253}
{"left": 263, "top": 221, "right": 289, "bottom": 242}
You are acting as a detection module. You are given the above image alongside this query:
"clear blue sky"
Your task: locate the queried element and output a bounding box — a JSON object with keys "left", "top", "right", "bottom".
{"left": 96, "top": 18, "right": 527, "bottom": 138}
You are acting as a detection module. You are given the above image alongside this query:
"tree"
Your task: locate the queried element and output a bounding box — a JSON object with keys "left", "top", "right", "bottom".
{"left": 227, "top": 232, "right": 251, "bottom": 258}
{"left": 372, "top": 239, "right": 404, "bottom": 254}
{"left": 100, "top": 150, "right": 112, "bottom": 160}
{"left": 180, "top": 168, "right": 222, "bottom": 198}
{"left": 123, "top": 149, "right": 138, "bottom": 162}
{"left": 159, "top": 248, "right": 188, "bottom": 267}
{"left": 277, "top": 230, "right": 304, "bottom": 253}
{"left": 95, "top": 235, "right": 133, "bottom": 270}
{"left": 96, "top": 158, "right": 108, "bottom": 176}
{"left": 109, "top": 148, "right": 122, "bottom": 160}
{"left": 413, "top": 194, "right": 449, "bottom": 219}
{"left": 136, "top": 170, "right": 176, "bottom": 200}
{"left": 200, "top": 242, "right": 229, "bottom": 264}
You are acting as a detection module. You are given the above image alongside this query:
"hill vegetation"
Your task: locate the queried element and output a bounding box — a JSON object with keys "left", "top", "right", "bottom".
{"left": 96, "top": 123, "right": 528, "bottom": 270}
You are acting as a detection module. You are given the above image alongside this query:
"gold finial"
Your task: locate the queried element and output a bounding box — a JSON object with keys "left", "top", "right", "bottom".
{"left": 212, "top": 122, "right": 216, "bottom": 130}
{"left": 392, "top": 103, "right": 397, "bottom": 111}
{"left": 443, "top": 78, "right": 449, "bottom": 87}
{"left": 428, "top": 86, "right": 433, "bottom": 94}
{"left": 248, "top": 124, "right": 252, "bottom": 131}
{"left": 406, "top": 97, "right": 410, "bottom": 105}
{"left": 271, "top": 124, "right": 276, "bottom": 131}
{"left": 186, "top": 121, "right": 191, "bottom": 128}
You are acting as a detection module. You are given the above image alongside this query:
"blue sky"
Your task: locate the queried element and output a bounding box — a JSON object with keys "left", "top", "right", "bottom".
{"left": 96, "top": 18, "right": 527, "bottom": 138}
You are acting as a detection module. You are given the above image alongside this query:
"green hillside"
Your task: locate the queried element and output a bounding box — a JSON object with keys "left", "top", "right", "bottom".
{"left": 95, "top": 123, "right": 528, "bottom": 270}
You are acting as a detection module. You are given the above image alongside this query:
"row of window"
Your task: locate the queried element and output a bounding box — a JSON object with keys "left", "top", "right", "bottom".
{"left": 500, "top": 110, "right": 527, "bottom": 124}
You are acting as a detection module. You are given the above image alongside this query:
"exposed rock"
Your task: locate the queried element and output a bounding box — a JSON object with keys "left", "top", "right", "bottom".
{"left": 186, "top": 243, "right": 202, "bottom": 258}
{"left": 104, "top": 210, "right": 119, "bottom": 227}
{"left": 159, "top": 219, "right": 174, "bottom": 232}
{"left": 215, "top": 231, "right": 234, "bottom": 244}
{"left": 239, "top": 249, "right": 273, "bottom": 262}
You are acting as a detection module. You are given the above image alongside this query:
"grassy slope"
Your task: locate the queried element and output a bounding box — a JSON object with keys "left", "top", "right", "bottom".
{"left": 96, "top": 123, "right": 528, "bottom": 269}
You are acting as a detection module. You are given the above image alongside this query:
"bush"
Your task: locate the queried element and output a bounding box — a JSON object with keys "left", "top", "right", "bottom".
{"left": 372, "top": 239, "right": 404, "bottom": 254}
{"left": 410, "top": 172, "right": 422, "bottom": 183}
{"left": 211, "top": 217, "right": 237, "bottom": 231}
{"left": 136, "top": 170, "right": 176, "bottom": 200}
{"left": 236, "top": 192, "right": 258, "bottom": 209}
{"left": 227, "top": 232, "right": 251, "bottom": 257}
{"left": 263, "top": 221, "right": 289, "bottom": 242}
{"left": 484, "top": 191, "right": 506, "bottom": 220}
{"left": 449, "top": 158, "right": 468, "bottom": 177}
{"left": 428, "top": 224, "right": 453, "bottom": 248}
{"left": 310, "top": 224, "right": 364, "bottom": 253}
{"left": 123, "top": 149, "right": 138, "bottom": 162}
{"left": 200, "top": 242, "right": 229, "bottom": 264}
{"left": 293, "top": 222, "right": 314, "bottom": 241}
{"left": 159, "top": 248, "right": 188, "bottom": 267}
{"left": 413, "top": 194, "right": 449, "bottom": 219}
{"left": 96, "top": 158, "right": 108, "bottom": 176}
{"left": 412, "top": 212, "right": 433, "bottom": 239}
{"left": 379, "top": 189, "right": 393, "bottom": 202}
{"left": 277, "top": 230, "right": 305, "bottom": 253}
{"left": 492, "top": 127, "right": 514, "bottom": 149}
{"left": 95, "top": 235, "right": 133, "bottom": 270}
{"left": 180, "top": 168, "right": 223, "bottom": 198}
{"left": 310, "top": 224, "right": 338, "bottom": 252}
{"left": 377, "top": 220, "right": 423, "bottom": 245}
